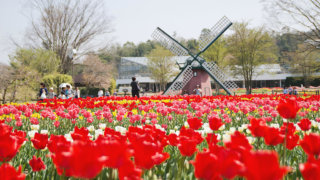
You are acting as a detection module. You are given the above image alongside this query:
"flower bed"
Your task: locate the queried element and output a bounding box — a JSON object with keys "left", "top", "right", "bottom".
{"left": 1, "top": 94, "right": 320, "bottom": 179}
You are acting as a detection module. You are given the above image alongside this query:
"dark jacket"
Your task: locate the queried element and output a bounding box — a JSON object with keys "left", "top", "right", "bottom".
{"left": 39, "top": 88, "right": 48, "bottom": 97}
{"left": 130, "top": 81, "right": 140, "bottom": 91}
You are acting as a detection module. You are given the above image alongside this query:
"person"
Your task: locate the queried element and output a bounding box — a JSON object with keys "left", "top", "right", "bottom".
{"left": 58, "top": 91, "right": 66, "bottom": 99}
{"left": 283, "top": 87, "right": 288, "bottom": 94}
{"left": 183, "top": 90, "right": 189, "bottom": 95}
{"left": 98, "top": 89, "right": 104, "bottom": 97}
{"left": 105, "top": 90, "right": 110, "bottom": 97}
{"left": 65, "top": 85, "right": 69, "bottom": 98}
{"left": 130, "top": 77, "right": 140, "bottom": 98}
{"left": 66, "top": 85, "right": 74, "bottom": 98}
{"left": 293, "top": 87, "right": 298, "bottom": 95}
{"left": 47, "top": 87, "right": 56, "bottom": 99}
{"left": 39, "top": 83, "right": 48, "bottom": 100}
{"left": 193, "top": 85, "right": 202, "bottom": 96}
{"left": 113, "top": 91, "right": 118, "bottom": 96}
{"left": 74, "top": 87, "right": 80, "bottom": 98}
{"left": 288, "top": 86, "right": 293, "bottom": 95}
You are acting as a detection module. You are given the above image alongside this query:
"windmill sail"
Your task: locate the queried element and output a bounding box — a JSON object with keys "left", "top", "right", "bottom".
{"left": 151, "top": 27, "right": 189, "bottom": 56}
{"left": 164, "top": 65, "right": 193, "bottom": 95}
{"left": 202, "top": 62, "right": 238, "bottom": 94}
{"left": 198, "top": 16, "right": 232, "bottom": 52}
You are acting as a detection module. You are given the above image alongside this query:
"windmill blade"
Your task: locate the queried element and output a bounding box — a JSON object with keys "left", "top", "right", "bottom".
{"left": 152, "top": 27, "right": 189, "bottom": 56}
{"left": 198, "top": 16, "right": 232, "bottom": 52}
{"left": 202, "top": 61, "right": 238, "bottom": 95}
{"left": 163, "top": 65, "right": 193, "bottom": 95}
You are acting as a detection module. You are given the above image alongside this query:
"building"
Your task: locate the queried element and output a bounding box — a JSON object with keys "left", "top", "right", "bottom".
{"left": 116, "top": 56, "right": 189, "bottom": 92}
{"left": 116, "top": 56, "right": 294, "bottom": 92}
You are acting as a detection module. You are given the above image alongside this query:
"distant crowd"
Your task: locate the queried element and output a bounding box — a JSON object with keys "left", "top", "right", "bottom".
{"left": 38, "top": 83, "right": 120, "bottom": 100}
{"left": 38, "top": 83, "right": 80, "bottom": 100}
{"left": 283, "top": 86, "right": 298, "bottom": 95}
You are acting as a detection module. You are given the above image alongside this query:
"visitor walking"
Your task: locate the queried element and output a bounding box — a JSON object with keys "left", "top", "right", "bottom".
{"left": 74, "top": 87, "right": 80, "bottom": 98}
{"left": 193, "top": 85, "right": 202, "bottom": 96}
{"left": 293, "top": 87, "right": 298, "bottom": 95}
{"left": 98, "top": 89, "right": 104, "bottom": 97}
{"left": 105, "top": 90, "right": 110, "bottom": 97}
{"left": 283, "top": 87, "right": 288, "bottom": 94}
{"left": 288, "top": 87, "right": 293, "bottom": 95}
{"left": 47, "top": 87, "right": 56, "bottom": 99}
{"left": 130, "top": 77, "right": 140, "bottom": 98}
{"left": 58, "top": 91, "right": 66, "bottom": 99}
{"left": 65, "top": 85, "right": 73, "bottom": 98}
{"left": 39, "top": 83, "right": 48, "bottom": 100}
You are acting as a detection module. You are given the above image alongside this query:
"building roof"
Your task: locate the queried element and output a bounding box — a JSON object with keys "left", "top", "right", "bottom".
{"left": 116, "top": 77, "right": 156, "bottom": 85}
{"left": 122, "top": 56, "right": 190, "bottom": 66}
{"left": 117, "top": 56, "right": 291, "bottom": 85}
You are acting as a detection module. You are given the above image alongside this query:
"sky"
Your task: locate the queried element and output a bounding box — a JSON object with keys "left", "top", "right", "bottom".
{"left": 0, "top": 0, "right": 268, "bottom": 64}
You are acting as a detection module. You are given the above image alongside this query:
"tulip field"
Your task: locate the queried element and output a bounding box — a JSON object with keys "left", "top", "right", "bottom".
{"left": 2, "top": 94, "right": 320, "bottom": 179}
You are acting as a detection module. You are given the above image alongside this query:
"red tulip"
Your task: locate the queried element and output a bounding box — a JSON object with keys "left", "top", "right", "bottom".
{"left": 178, "top": 136, "right": 198, "bottom": 157}
{"left": 298, "top": 118, "right": 312, "bottom": 131}
{"left": 51, "top": 140, "right": 106, "bottom": 179}
{"left": 168, "top": 133, "right": 179, "bottom": 146}
{"left": 300, "top": 133, "right": 320, "bottom": 158}
{"left": 286, "top": 134, "right": 299, "bottom": 150}
{"left": 0, "top": 163, "right": 26, "bottom": 180}
{"left": 225, "top": 131, "right": 252, "bottom": 153}
{"left": 208, "top": 116, "right": 224, "bottom": 131}
{"left": 242, "top": 150, "right": 290, "bottom": 180}
{"left": 280, "top": 122, "right": 296, "bottom": 136}
{"left": 47, "top": 135, "right": 71, "bottom": 154}
{"left": 0, "top": 124, "right": 25, "bottom": 162}
{"left": 191, "top": 146, "right": 244, "bottom": 179}
{"left": 262, "top": 127, "right": 284, "bottom": 146}
{"left": 277, "top": 97, "right": 300, "bottom": 119}
{"left": 187, "top": 117, "right": 203, "bottom": 130}
{"left": 248, "top": 118, "right": 267, "bottom": 137}
{"left": 118, "top": 159, "right": 142, "bottom": 180}
{"left": 29, "top": 156, "right": 46, "bottom": 172}
{"left": 300, "top": 157, "right": 320, "bottom": 180}
{"left": 31, "top": 133, "right": 48, "bottom": 150}
{"left": 205, "top": 133, "right": 219, "bottom": 147}
{"left": 71, "top": 126, "right": 90, "bottom": 142}
{"left": 127, "top": 126, "right": 170, "bottom": 169}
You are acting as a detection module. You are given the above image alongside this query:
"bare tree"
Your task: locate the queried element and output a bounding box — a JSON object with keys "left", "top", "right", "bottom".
{"left": 263, "top": 0, "right": 320, "bottom": 48}
{"left": 0, "top": 64, "right": 14, "bottom": 104}
{"left": 28, "top": 0, "right": 112, "bottom": 74}
{"left": 82, "top": 54, "right": 113, "bottom": 90}
{"left": 285, "top": 44, "right": 320, "bottom": 86}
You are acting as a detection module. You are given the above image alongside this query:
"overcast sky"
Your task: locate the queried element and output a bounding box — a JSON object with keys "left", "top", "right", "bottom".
{"left": 0, "top": 0, "right": 268, "bottom": 64}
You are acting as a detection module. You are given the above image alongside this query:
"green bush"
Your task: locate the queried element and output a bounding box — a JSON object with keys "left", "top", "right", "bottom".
{"left": 42, "top": 73, "right": 73, "bottom": 94}
{"left": 285, "top": 76, "right": 320, "bottom": 87}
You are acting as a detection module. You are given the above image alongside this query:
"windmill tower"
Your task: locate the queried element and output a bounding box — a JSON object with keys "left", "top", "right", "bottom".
{"left": 151, "top": 16, "right": 238, "bottom": 96}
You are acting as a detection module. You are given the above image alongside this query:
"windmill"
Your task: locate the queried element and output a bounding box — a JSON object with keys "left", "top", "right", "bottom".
{"left": 151, "top": 16, "right": 238, "bottom": 96}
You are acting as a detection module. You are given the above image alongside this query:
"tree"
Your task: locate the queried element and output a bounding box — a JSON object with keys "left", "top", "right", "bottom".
{"left": 264, "top": 0, "right": 320, "bottom": 48}
{"left": 227, "top": 22, "right": 277, "bottom": 94}
{"left": 82, "top": 54, "right": 113, "bottom": 90}
{"left": 10, "top": 48, "right": 60, "bottom": 76}
{"left": 0, "top": 64, "right": 14, "bottom": 104}
{"left": 146, "top": 46, "right": 177, "bottom": 91}
{"left": 28, "top": 0, "right": 112, "bottom": 74}
{"left": 8, "top": 61, "right": 40, "bottom": 102}
{"left": 285, "top": 44, "right": 320, "bottom": 86}
{"left": 119, "top": 42, "right": 138, "bottom": 57}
